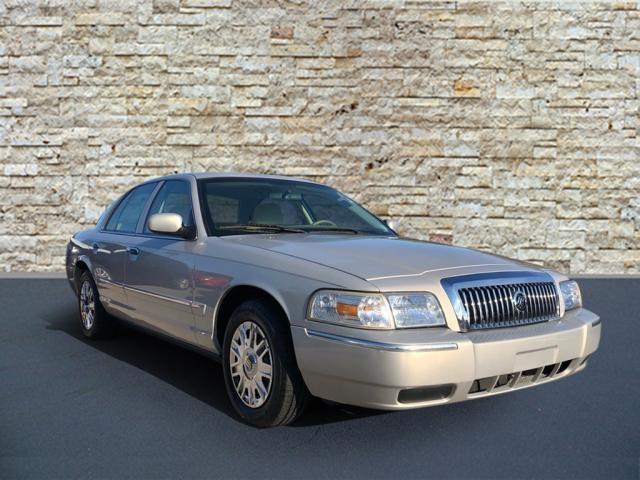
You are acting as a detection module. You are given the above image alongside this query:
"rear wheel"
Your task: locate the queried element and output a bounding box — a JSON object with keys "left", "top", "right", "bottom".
{"left": 222, "top": 300, "right": 309, "bottom": 427}
{"left": 78, "top": 271, "right": 113, "bottom": 339}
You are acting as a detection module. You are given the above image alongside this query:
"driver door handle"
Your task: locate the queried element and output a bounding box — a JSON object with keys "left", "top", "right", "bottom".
{"left": 127, "top": 247, "right": 140, "bottom": 256}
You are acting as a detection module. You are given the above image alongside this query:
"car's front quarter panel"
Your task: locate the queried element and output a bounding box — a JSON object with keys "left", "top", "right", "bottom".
{"left": 190, "top": 237, "right": 378, "bottom": 352}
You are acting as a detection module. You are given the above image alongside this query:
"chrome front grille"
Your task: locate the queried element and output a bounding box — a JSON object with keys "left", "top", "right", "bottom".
{"left": 459, "top": 282, "right": 559, "bottom": 330}
{"left": 441, "top": 272, "right": 561, "bottom": 331}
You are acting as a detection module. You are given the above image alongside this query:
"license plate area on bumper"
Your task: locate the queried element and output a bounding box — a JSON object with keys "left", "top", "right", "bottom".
{"left": 514, "top": 346, "right": 558, "bottom": 372}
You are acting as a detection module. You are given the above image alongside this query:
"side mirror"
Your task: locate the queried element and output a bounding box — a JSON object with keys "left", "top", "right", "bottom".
{"left": 385, "top": 218, "right": 400, "bottom": 232}
{"left": 148, "top": 213, "right": 195, "bottom": 239}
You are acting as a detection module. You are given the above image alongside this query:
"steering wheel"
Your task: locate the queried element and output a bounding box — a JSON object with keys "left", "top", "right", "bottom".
{"left": 313, "top": 220, "right": 337, "bottom": 227}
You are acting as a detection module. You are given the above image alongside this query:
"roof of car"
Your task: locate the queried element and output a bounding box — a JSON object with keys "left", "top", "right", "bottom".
{"left": 152, "top": 172, "right": 320, "bottom": 184}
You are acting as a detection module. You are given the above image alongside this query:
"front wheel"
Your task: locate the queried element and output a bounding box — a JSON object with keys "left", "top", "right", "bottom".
{"left": 222, "top": 300, "right": 309, "bottom": 427}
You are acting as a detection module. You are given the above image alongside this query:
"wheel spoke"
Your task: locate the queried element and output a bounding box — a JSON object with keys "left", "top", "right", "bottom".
{"left": 255, "top": 378, "right": 268, "bottom": 398}
{"left": 238, "top": 324, "right": 247, "bottom": 346}
{"left": 258, "top": 362, "right": 272, "bottom": 378}
{"left": 245, "top": 385, "right": 251, "bottom": 404}
{"left": 252, "top": 323, "right": 259, "bottom": 348}
{"left": 256, "top": 342, "right": 270, "bottom": 359}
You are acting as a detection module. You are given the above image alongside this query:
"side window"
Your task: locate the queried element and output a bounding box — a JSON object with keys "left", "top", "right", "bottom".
{"left": 104, "top": 183, "right": 157, "bottom": 233}
{"left": 144, "top": 180, "right": 194, "bottom": 234}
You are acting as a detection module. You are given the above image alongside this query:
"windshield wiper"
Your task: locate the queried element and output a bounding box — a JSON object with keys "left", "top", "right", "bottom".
{"left": 218, "top": 224, "right": 307, "bottom": 234}
{"left": 304, "top": 227, "right": 361, "bottom": 235}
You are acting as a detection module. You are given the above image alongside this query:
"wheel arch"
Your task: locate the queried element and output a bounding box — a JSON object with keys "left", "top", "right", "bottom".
{"left": 213, "top": 284, "right": 291, "bottom": 352}
{"left": 72, "top": 257, "right": 92, "bottom": 293}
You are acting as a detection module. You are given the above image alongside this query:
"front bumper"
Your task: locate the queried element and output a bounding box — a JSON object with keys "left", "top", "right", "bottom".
{"left": 291, "top": 308, "right": 601, "bottom": 410}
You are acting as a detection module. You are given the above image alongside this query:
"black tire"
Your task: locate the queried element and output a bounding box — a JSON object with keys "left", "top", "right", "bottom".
{"left": 222, "top": 300, "right": 309, "bottom": 427}
{"left": 77, "top": 271, "right": 113, "bottom": 339}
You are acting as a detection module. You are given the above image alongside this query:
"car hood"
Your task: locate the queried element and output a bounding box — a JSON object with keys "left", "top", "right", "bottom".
{"left": 228, "top": 234, "right": 532, "bottom": 282}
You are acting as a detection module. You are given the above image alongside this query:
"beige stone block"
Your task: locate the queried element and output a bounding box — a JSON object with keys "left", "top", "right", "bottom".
{"left": 75, "top": 13, "right": 127, "bottom": 25}
{"left": 183, "top": 0, "right": 231, "bottom": 6}
{"left": 167, "top": 116, "right": 191, "bottom": 128}
{"left": 453, "top": 79, "right": 480, "bottom": 97}
{"left": 17, "top": 16, "right": 64, "bottom": 26}
{"left": 142, "top": 13, "right": 205, "bottom": 25}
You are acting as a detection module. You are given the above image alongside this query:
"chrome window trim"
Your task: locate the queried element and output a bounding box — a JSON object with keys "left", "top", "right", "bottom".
{"left": 304, "top": 328, "right": 458, "bottom": 352}
{"left": 99, "top": 180, "right": 198, "bottom": 242}
{"left": 441, "top": 271, "right": 560, "bottom": 331}
{"left": 136, "top": 180, "right": 166, "bottom": 234}
{"left": 94, "top": 230, "right": 195, "bottom": 243}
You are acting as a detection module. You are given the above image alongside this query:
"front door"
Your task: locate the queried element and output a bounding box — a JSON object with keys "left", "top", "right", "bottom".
{"left": 123, "top": 180, "right": 197, "bottom": 343}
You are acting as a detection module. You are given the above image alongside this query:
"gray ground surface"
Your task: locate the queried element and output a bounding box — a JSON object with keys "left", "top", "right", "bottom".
{"left": 1, "top": 278, "right": 638, "bottom": 479}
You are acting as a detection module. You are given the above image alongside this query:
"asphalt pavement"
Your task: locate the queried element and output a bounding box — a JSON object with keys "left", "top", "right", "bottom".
{"left": 1, "top": 278, "right": 638, "bottom": 479}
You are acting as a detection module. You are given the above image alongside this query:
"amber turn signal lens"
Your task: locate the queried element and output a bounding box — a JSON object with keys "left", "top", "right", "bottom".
{"left": 336, "top": 302, "right": 358, "bottom": 317}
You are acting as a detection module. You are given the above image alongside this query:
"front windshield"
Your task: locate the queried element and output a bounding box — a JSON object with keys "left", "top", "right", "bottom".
{"left": 197, "top": 178, "right": 395, "bottom": 237}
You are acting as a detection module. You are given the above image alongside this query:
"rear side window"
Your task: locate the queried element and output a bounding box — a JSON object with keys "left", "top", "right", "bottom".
{"left": 104, "top": 183, "right": 156, "bottom": 233}
{"left": 143, "top": 180, "right": 194, "bottom": 233}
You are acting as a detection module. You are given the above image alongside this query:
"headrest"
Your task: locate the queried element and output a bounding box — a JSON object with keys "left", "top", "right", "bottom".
{"left": 252, "top": 202, "right": 283, "bottom": 225}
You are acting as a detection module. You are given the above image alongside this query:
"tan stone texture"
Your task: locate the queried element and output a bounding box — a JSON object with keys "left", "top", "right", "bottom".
{"left": 0, "top": 0, "right": 638, "bottom": 273}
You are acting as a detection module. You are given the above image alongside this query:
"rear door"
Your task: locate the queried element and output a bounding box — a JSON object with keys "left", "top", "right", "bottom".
{"left": 123, "top": 179, "right": 197, "bottom": 343}
{"left": 92, "top": 182, "right": 158, "bottom": 317}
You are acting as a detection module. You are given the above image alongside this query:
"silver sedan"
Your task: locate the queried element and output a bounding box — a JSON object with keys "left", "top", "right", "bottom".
{"left": 66, "top": 173, "right": 601, "bottom": 427}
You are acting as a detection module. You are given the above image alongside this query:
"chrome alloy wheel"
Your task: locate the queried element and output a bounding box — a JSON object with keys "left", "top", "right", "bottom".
{"left": 229, "top": 321, "right": 273, "bottom": 408}
{"left": 80, "top": 280, "right": 96, "bottom": 330}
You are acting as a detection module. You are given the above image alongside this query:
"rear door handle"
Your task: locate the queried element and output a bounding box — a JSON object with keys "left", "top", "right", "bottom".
{"left": 127, "top": 247, "right": 140, "bottom": 256}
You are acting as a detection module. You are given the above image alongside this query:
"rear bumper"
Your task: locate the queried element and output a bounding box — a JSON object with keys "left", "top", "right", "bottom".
{"left": 291, "top": 308, "right": 601, "bottom": 410}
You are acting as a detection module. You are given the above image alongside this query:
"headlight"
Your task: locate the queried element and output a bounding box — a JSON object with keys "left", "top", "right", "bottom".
{"left": 308, "top": 290, "right": 446, "bottom": 329}
{"left": 559, "top": 280, "right": 582, "bottom": 311}
{"left": 308, "top": 291, "right": 394, "bottom": 329}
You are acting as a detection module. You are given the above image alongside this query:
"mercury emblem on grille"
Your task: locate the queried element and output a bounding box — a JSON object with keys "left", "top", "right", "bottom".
{"left": 512, "top": 289, "right": 527, "bottom": 312}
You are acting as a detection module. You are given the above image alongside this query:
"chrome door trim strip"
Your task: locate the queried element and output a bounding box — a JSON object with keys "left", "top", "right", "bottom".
{"left": 123, "top": 285, "right": 192, "bottom": 307}
{"left": 103, "top": 281, "right": 206, "bottom": 311}
{"left": 192, "top": 301, "right": 207, "bottom": 315}
{"left": 99, "top": 278, "right": 123, "bottom": 287}
{"left": 304, "top": 328, "right": 458, "bottom": 352}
